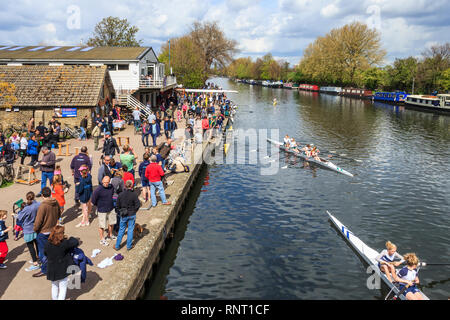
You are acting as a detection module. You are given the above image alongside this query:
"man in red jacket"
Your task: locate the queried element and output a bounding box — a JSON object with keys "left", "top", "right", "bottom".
{"left": 145, "top": 155, "right": 171, "bottom": 210}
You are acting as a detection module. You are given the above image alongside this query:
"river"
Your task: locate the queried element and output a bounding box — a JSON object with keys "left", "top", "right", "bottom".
{"left": 145, "top": 78, "right": 450, "bottom": 300}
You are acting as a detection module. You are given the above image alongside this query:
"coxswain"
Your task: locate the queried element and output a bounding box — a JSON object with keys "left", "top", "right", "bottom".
{"left": 375, "top": 241, "right": 404, "bottom": 283}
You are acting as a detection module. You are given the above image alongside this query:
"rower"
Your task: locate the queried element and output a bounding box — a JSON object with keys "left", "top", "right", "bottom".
{"left": 375, "top": 241, "right": 404, "bottom": 283}
{"left": 302, "top": 144, "right": 312, "bottom": 158}
{"left": 396, "top": 253, "right": 423, "bottom": 300}
{"left": 311, "top": 146, "right": 321, "bottom": 161}
{"left": 290, "top": 138, "right": 300, "bottom": 153}
{"left": 283, "top": 135, "right": 291, "bottom": 148}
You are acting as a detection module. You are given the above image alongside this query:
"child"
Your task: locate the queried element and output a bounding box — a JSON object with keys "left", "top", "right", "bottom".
{"left": 54, "top": 165, "right": 69, "bottom": 194}
{"left": 0, "top": 210, "right": 11, "bottom": 269}
{"left": 52, "top": 175, "right": 65, "bottom": 216}
{"left": 121, "top": 165, "right": 135, "bottom": 186}
{"left": 13, "top": 203, "right": 25, "bottom": 241}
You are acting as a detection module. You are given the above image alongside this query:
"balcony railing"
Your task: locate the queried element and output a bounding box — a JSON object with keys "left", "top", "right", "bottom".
{"left": 139, "top": 76, "right": 177, "bottom": 89}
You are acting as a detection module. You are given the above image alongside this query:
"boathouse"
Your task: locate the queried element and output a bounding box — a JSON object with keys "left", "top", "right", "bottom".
{"left": 0, "top": 65, "right": 114, "bottom": 128}
{"left": 0, "top": 45, "right": 177, "bottom": 111}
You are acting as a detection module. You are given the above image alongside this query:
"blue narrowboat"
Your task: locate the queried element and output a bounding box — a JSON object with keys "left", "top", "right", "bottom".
{"left": 373, "top": 91, "right": 408, "bottom": 104}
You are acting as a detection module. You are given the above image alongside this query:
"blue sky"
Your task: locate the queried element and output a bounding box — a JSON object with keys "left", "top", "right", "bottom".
{"left": 0, "top": 0, "right": 449, "bottom": 66}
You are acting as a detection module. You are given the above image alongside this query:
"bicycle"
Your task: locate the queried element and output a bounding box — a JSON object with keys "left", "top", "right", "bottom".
{"left": 61, "top": 125, "right": 82, "bottom": 140}
{"left": 0, "top": 161, "right": 15, "bottom": 184}
{"left": 1, "top": 124, "right": 24, "bottom": 138}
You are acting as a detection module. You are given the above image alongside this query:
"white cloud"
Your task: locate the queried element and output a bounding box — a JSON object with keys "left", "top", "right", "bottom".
{"left": 0, "top": 0, "right": 448, "bottom": 67}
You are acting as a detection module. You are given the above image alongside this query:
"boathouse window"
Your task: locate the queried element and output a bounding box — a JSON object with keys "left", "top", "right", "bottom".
{"left": 107, "top": 64, "right": 116, "bottom": 71}
{"left": 118, "top": 64, "right": 129, "bottom": 70}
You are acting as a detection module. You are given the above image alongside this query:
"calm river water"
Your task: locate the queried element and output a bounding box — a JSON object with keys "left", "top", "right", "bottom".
{"left": 146, "top": 78, "right": 450, "bottom": 300}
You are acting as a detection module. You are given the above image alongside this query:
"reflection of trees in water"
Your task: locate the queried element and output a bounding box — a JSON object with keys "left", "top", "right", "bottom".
{"left": 296, "top": 92, "right": 378, "bottom": 153}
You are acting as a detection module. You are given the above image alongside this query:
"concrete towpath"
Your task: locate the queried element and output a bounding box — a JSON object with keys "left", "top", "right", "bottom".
{"left": 0, "top": 118, "right": 206, "bottom": 300}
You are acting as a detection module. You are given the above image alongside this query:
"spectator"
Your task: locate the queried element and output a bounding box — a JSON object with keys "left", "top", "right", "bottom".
{"left": 163, "top": 117, "right": 171, "bottom": 139}
{"left": 109, "top": 157, "right": 122, "bottom": 176}
{"left": 27, "top": 135, "right": 39, "bottom": 166}
{"left": 138, "top": 153, "right": 151, "bottom": 203}
{"left": 202, "top": 116, "right": 210, "bottom": 136}
{"left": 51, "top": 175, "right": 65, "bottom": 215}
{"left": 16, "top": 192, "right": 41, "bottom": 271}
{"left": 18, "top": 133, "right": 28, "bottom": 165}
{"left": 150, "top": 120, "right": 160, "bottom": 147}
{"left": 141, "top": 120, "right": 150, "bottom": 147}
{"left": 75, "top": 166, "right": 92, "bottom": 228}
{"left": 37, "top": 146, "right": 56, "bottom": 198}
{"left": 0, "top": 210, "right": 11, "bottom": 269}
{"left": 79, "top": 115, "right": 88, "bottom": 141}
{"left": 102, "top": 132, "right": 120, "bottom": 157}
{"left": 92, "top": 123, "right": 102, "bottom": 151}
{"left": 70, "top": 146, "right": 92, "bottom": 203}
{"left": 44, "top": 225, "right": 78, "bottom": 300}
{"left": 115, "top": 180, "right": 141, "bottom": 251}
{"left": 94, "top": 113, "right": 103, "bottom": 127}
{"left": 169, "top": 117, "right": 178, "bottom": 139}
{"left": 32, "top": 187, "right": 61, "bottom": 278}
{"left": 27, "top": 117, "right": 35, "bottom": 135}
{"left": 122, "top": 164, "right": 135, "bottom": 186}
{"left": 108, "top": 111, "right": 114, "bottom": 136}
{"left": 111, "top": 170, "right": 125, "bottom": 234}
{"left": 132, "top": 108, "right": 141, "bottom": 130}
{"left": 91, "top": 176, "right": 116, "bottom": 246}
{"left": 145, "top": 155, "right": 171, "bottom": 209}
{"left": 97, "top": 155, "right": 113, "bottom": 185}
{"left": 36, "top": 121, "right": 47, "bottom": 137}
{"left": 120, "top": 145, "right": 137, "bottom": 177}
{"left": 157, "top": 138, "right": 173, "bottom": 171}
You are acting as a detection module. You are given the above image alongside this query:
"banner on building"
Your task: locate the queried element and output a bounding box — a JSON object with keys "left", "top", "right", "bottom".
{"left": 54, "top": 108, "right": 77, "bottom": 118}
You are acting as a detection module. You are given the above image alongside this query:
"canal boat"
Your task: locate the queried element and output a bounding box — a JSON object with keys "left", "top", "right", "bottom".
{"left": 373, "top": 91, "right": 408, "bottom": 104}
{"left": 267, "top": 139, "right": 354, "bottom": 177}
{"left": 319, "top": 86, "right": 342, "bottom": 95}
{"left": 299, "top": 84, "right": 320, "bottom": 92}
{"left": 272, "top": 81, "right": 283, "bottom": 88}
{"left": 283, "top": 82, "right": 293, "bottom": 89}
{"left": 262, "top": 81, "right": 272, "bottom": 87}
{"left": 340, "top": 88, "right": 373, "bottom": 99}
{"left": 405, "top": 94, "right": 450, "bottom": 112}
{"left": 326, "top": 211, "right": 430, "bottom": 300}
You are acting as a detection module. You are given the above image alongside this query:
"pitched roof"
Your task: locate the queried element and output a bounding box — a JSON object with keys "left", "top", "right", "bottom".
{"left": 0, "top": 65, "right": 114, "bottom": 107}
{"left": 0, "top": 45, "right": 151, "bottom": 61}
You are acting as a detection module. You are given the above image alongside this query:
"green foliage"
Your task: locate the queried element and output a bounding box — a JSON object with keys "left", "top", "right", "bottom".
{"left": 87, "top": 17, "right": 142, "bottom": 47}
{"left": 437, "top": 68, "right": 450, "bottom": 92}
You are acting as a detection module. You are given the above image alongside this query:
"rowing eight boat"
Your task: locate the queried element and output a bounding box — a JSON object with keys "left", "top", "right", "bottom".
{"left": 267, "top": 139, "right": 354, "bottom": 177}
{"left": 326, "top": 211, "right": 430, "bottom": 300}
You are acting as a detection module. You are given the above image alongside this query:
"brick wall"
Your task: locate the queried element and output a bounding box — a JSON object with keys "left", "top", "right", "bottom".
{"left": 0, "top": 107, "right": 95, "bottom": 130}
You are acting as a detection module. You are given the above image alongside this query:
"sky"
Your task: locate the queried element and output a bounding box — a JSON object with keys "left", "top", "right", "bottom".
{"left": 0, "top": 0, "right": 449, "bottom": 66}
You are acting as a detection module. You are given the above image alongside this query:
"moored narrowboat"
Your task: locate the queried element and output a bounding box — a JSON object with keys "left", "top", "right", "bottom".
{"left": 319, "top": 86, "right": 342, "bottom": 95}
{"left": 299, "top": 84, "right": 319, "bottom": 91}
{"left": 373, "top": 91, "right": 408, "bottom": 104}
{"left": 405, "top": 94, "right": 450, "bottom": 112}
{"left": 340, "top": 88, "right": 373, "bottom": 99}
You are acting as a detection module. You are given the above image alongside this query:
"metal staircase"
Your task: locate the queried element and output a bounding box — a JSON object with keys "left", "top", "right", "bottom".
{"left": 118, "top": 93, "right": 152, "bottom": 119}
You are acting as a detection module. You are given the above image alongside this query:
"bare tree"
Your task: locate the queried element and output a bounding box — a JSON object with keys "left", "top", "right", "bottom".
{"left": 190, "top": 21, "right": 239, "bottom": 74}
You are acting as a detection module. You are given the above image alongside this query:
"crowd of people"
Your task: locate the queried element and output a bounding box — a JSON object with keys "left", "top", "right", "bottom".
{"left": 0, "top": 83, "right": 236, "bottom": 300}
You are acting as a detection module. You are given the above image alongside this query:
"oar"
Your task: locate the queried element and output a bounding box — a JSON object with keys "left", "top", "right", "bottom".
{"left": 419, "top": 262, "right": 450, "bottom": 267}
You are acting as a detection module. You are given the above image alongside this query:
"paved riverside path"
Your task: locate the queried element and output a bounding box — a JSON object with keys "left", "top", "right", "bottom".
{"left": 0, "top": 120, "right": 200, "bottom": 300}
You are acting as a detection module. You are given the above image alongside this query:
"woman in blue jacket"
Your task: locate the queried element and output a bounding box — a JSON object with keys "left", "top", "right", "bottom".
{"left": 27, "top": 135, "right": 39, "bottom": 166}
{"left": 75, "top": 166, "right": 93, "bottom": 228}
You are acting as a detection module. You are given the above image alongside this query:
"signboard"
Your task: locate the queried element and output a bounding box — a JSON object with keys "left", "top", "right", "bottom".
{"left": 54, "top": 108, "right": 77, "bottom": 118}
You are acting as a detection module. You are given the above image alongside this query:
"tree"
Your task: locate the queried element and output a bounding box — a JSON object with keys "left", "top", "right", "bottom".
{"left": 297, "top": 22, "right": 386, "bottom": 86}
{"left": 437, "top": 68, "right": 450, "bottom": 92}
{"left": 159, "top": 36, "right": 206, "bottom": 88}
{"left": 388, "top": 57, "right": 418, "bottom": 91}
{"left": 418, "top": 43, "right": 450, "bottom": 92}
{"left": 190, "top": 21, "right": 239, "bottom": 74}
{"left": 87, "top": 17, "right": 142, "bottom": 47}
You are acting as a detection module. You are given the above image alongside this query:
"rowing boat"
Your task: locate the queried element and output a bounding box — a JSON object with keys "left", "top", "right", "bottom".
{"left": 326, "top": 211, "right": 430, "bottom": 300}
{"left": 267, "top": 139, "right": 354, "bottom": 177}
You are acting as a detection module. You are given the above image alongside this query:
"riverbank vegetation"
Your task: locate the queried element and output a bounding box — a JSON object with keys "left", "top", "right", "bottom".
{"left": 158, "top": 21, "right": 238, "bottom": 88}
{"left": 224, "top": 22, "right": 449, "bottom": 94}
